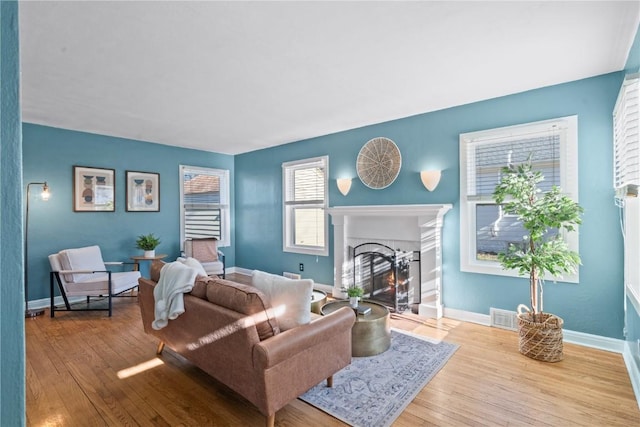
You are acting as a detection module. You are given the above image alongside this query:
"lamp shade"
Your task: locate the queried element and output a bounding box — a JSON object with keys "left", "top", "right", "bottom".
{"left": 337, "top": 178, "right": 352, "bottom": 196}
{"left": 420, "top": 170, "right": 441, "bottom": 191}
{"left": 41, "top": 182, "right": 50, "bottom": 200}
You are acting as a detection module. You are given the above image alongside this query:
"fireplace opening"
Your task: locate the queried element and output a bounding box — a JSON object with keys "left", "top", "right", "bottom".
{"left": 352, "top": 243, "right": 419, "bottom": 313}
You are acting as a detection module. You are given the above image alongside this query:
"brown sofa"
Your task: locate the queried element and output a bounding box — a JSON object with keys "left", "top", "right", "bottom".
{"left": 138, "top": 267, "right": 355, "bottom": 427}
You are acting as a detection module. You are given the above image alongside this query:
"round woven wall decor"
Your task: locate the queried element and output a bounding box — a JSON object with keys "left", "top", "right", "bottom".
{"left": 356, "top": 137, "right": 402, "bottom": 189}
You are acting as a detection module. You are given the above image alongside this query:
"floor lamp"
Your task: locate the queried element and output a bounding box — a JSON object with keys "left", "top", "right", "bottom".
{"left": 25, "top": 181, "right": 50, "bottom": 318}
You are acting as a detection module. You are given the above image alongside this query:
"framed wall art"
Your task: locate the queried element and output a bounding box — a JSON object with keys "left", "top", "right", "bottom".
{"left": 126, "top": 170, "right": 160, "bottom": 212}
{"left": 73, "top": 166, "right": 116, "bottom": 212}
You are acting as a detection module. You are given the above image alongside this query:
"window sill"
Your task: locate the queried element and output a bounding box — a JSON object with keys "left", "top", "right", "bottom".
{"left": 461, "top": 259, "right": 579, "bottom": 284}
{"left": 284, "top": 246, "right": 328, "bottom": 257}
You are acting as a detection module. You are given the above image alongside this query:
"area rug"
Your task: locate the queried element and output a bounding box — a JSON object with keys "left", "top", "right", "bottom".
{"left": 299, "top": 329, "right": 458, "bottom": 427}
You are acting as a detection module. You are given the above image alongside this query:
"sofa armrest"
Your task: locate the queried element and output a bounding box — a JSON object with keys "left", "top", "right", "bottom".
{"left": 253, "top": 306, "right": 355, "bottom": 369}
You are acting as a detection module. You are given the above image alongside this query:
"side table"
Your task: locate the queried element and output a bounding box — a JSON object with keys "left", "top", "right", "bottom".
{"left": 130, "top": 254, "right": 167, "bottom": 278}
{"left": 321, "top": 300, "right": 391, "bottom": 357}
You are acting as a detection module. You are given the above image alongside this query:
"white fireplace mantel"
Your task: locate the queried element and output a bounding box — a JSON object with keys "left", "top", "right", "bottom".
{"left": 328, "top": 204, "right": 452, "bottom": 319}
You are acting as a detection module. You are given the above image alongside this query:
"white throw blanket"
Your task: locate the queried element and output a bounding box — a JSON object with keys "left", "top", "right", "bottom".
{"left": 152, "top": 261, "right": 198, "bottom": 330}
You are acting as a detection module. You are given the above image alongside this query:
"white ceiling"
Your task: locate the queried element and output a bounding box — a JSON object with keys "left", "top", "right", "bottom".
{"left": 19, "top": 1, "right": 640, "bottom": 155}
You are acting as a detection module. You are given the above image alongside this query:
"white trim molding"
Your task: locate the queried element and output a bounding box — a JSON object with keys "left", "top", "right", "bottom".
{"left": 444, "top": 308, "right": 626, "bottom": 353}
{"left": 623, "top": 341, "right": 640, "bottom": 409}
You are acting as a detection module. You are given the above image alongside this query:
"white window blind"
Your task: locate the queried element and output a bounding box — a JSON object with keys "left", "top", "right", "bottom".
{"left": 613, "top": 74, "right": 640, "bottom": 190}
{"left": 466, "top": 132, "right": 561, "bottom": 200}
{"left": 283, "top": 156, "right": 328, "bottom": 255}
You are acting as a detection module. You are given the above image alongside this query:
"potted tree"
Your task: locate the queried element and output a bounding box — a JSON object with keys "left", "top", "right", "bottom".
{"left": 136, "top": 233, "right": 161, "bottom": 258}
{"left": 493, "top": 160, "right": 582, "bottom": 362}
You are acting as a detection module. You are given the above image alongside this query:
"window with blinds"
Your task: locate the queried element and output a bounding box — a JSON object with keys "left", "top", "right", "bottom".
{"left": 180, "top": 166, "right": 230, "bottom": 247}
{"left": 459, "top": 116, "right": 579, "bottom": 281}
{"left": 283, "top": 156, "right": 329, "bottom": 256}
{"left": 613, "top": 74, "right": 640, "bottom": 191}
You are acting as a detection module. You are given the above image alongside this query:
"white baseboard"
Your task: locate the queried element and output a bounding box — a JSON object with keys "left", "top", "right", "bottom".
{"left": 232, "top": 267, "right": 252, "bottom": 277}
{"left": 444, "top": 307, "right": 625, "bottom": 353}
{"left": 444, "top": 307, "right": 491, "bottom": 326}
{"left": 563, "top": 329, "right": 625, "bottom": 353}
{"left": 28, "top": 295, "right": 86, "bottom": 310}
{"left": 623, "top": 341, "right": 640, "bottom": 409}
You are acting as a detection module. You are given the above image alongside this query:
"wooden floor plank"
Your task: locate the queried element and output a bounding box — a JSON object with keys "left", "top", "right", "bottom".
{"left": 26, "top": 273, "right": 640, "bottom": 426}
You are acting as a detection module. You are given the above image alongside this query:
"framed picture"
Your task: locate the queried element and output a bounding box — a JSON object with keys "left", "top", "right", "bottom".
{"left": 126, "top": 170, "right": 160, "bottom": 212}
{"left": 73, "top": 166, "right": 115, "bottom": 212}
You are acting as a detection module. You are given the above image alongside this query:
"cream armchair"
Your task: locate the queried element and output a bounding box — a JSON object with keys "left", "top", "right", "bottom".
{"left": 49, "top": 245, "right": 141, "bottom": 317}
{"left": 184, "top": 238, "right": 225, "bottom": 278}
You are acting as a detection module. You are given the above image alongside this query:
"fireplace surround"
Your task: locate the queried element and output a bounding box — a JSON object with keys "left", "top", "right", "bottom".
{"left": 328, "top": 204, "right": 452, "bottom": 319}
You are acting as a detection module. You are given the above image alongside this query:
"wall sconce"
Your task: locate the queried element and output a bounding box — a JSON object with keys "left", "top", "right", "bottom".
{"left": 337, "top": 178, "right": 352, "bottom": 196}
{"left": 420, "top": 170, "right": 441, "bottom": 191}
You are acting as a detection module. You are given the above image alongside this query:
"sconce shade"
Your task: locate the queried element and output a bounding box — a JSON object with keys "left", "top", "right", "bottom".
{"left": 337, "top": 178, "right": 352, "bottom": 196}
{"left": 420, "top": 170, "right": 441, "bottom": 191}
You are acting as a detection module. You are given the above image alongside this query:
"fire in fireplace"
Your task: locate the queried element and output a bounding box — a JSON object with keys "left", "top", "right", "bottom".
{"left": 352, "top": 243, "right": 418, "bottom": 313}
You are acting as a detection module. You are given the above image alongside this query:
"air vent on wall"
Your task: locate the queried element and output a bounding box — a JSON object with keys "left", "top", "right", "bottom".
{"left": 613, "top": 74, "right": 640, "bottom": 191}
{"left": 490, "top": 307, "right": 518, "bottom": 331}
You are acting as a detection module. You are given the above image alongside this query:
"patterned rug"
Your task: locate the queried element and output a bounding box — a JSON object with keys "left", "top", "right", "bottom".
{"left": 299, "top": 329, "right": 458, "bottom": 427}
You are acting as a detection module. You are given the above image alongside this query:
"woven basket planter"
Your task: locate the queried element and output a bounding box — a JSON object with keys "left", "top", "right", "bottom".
{"left": 516, "top": 305, "right": 564, "bottom": 362}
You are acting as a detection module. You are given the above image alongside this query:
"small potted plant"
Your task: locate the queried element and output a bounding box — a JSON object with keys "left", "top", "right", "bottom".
{"left": 347, "top": 286, "right": 364, "bottom": 309}
{"left": 136, "top": 233, "right": 161, "bottom": 258}
{"left": 493, "top": 159, "right": 582, "bottom": 362}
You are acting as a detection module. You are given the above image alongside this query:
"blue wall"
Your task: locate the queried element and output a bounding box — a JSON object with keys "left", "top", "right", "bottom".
{"left": 22, "top": 124, "right": 235, "bottom": 301}
{"left": 236, "top": 72, "right": 626, "bottom": 339}
{"left": 0, "top": 1, "right": 25, "bottom": 424}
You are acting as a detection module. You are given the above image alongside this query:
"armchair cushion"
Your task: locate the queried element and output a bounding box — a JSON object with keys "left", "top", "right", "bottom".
{"left": 58, "top": 245, "right": 107, "bottom": 283}
{"left": 200, "top": 260, "right": 225, "bottom": 276}
{"left": 251, "top": 270, "right": 313, "bottom": 332}
{"left": 184, "top": 239, "right": 225, "bottom": 277}
{"left": 187, "top": 238, "right": 219, "bottom": 262}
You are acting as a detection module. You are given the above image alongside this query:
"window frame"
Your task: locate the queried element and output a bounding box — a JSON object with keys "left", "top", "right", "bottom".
{"left": 459, "top": 116, "right": 579, "bottom": 283}
{"left": 282, "top": 156, "right": 329, "bottom": 256}
{"left": 179, "top": 165, "right": 230, "bottom": 249}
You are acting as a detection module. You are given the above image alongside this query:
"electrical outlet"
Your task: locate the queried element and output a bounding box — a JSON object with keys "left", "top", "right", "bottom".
{"left": 299, "top": 263, "right": 304, "bottom": 272}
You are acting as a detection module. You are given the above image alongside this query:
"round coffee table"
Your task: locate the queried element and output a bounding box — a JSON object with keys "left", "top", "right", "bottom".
{"left": 310, "top": 290, "right": 327, "bottom": 314}
{"left": 321, "top": 300, "right": 391, "bottom": 357}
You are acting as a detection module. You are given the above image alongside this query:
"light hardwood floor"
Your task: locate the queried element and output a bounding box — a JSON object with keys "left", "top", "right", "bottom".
{"left": 27, "top": 273, "right": 640, "bottom": 426}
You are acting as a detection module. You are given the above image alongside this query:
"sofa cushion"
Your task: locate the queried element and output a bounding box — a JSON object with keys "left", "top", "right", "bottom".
{"left": 190, "top": 275, "right": 213, "bottom": 299}
{"left": 205, "top": 278, "right": 280, "bottom": 340}
{"left": 251, "top": 270, "right": 313, "bottom": 331}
